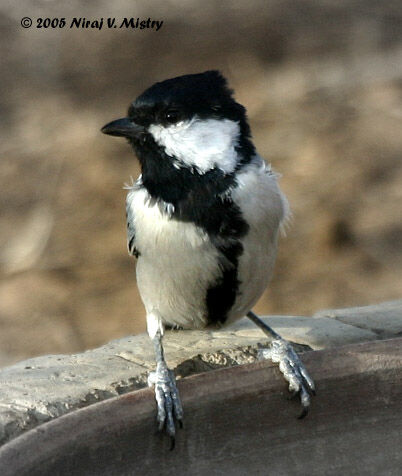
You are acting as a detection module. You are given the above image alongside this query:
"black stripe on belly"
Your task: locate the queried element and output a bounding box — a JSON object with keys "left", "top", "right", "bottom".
{"left": 178, "top": 191, "right": 249, "bottom": 326}
{"left": 206, "top": 240, "right": 244, "bottom": 325}
{"left": 202, "top": 196, "right": 249, "bottom": 325}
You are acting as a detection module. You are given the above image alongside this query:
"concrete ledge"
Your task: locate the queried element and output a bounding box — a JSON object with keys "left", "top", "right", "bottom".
{"left": 0, "top": 299, "right": 401, "bottom": 447}
{"left": 2, "top": 339, "right": 402, "bottom": 475}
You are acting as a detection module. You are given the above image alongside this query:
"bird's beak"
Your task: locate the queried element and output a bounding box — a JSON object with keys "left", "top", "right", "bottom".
{"left": 101, "top": 118, "right": 145, "bottom": 138}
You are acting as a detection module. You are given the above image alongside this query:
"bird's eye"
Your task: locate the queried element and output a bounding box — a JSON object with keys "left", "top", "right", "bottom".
{"left": 165, "top": 110, "right": 180, "bottom": 124}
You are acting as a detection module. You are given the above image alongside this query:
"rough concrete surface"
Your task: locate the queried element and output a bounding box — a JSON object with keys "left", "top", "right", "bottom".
{"left": 0, "top": 300, "right": 401, "bottom": 447}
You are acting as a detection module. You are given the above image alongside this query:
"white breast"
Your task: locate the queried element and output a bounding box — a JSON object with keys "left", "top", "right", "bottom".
{"left": 127, "top": 187, "right": 222, "bottom": 331}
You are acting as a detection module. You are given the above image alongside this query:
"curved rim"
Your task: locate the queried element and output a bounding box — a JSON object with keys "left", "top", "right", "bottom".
{"left": 0, "top": 338, "right": 402, "bottom": 474}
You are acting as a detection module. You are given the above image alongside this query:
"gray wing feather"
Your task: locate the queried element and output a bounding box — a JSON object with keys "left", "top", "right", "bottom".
{"left": 126, "top": 196, "right": 139, "bottom": 258}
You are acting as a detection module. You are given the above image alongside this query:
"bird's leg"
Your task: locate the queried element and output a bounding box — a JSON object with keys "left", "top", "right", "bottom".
{"left": 147, "top": 329, "right": 183, "bottom": 447}
{"left": 247, "top": 310, "right": 315, "bottom": 418}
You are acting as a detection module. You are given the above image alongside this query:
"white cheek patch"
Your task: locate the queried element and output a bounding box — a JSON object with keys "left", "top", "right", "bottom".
{"left": 148, "top": 118, "right": 240, "bottom": 174}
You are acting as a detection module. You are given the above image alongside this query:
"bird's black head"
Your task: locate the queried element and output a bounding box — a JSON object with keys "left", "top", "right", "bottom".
{"left": 128, "top": 70, "right": 245, "bottom": 127}
{"left": 101, "top": 71, "right": 255, "bottom": 203}
{"left": 102, "top": 70, "right": 255, "bottom": 168}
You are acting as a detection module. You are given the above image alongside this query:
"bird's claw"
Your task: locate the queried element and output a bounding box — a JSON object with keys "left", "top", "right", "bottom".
{"left": 148, "top": 365, "right": 183, "bottom": 445}
{"left": 259, "top": 338, "right": 315, "bottom": 418}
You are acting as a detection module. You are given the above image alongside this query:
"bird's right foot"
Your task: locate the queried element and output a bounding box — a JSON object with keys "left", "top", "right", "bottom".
{"left": 148, "top": 364, "right": 183, "bottom": 449}
{"left": 259, "top": 338, "right": 316, "bottom": 418}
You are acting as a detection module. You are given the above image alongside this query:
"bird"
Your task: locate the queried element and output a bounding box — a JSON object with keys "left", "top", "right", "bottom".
{"left": 101, "top": 70, "right": 315, "bottom": 447}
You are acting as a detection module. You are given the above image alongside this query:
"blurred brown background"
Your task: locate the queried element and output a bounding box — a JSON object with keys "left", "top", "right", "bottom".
{"left": 0, "top": 0, "right": 401, "bottom": 367}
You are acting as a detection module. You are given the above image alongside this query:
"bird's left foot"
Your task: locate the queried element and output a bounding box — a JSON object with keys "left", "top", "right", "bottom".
{"left": 148, "top": 364, "right": 183, "bottom": 448}
{"left": 259, "top": 338, "right": 316, "bottom": 418}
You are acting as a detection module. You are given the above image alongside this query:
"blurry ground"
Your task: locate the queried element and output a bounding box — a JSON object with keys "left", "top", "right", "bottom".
{"left": 0, "top": 0, "right": 401, "bottom": 366}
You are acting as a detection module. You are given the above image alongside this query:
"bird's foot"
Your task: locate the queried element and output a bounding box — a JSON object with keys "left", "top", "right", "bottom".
{"left": 148, "top": 364, "right": 183, "bottom": 448}
{"left": 259, "top": 338, "right": 315, "bottom": 418}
